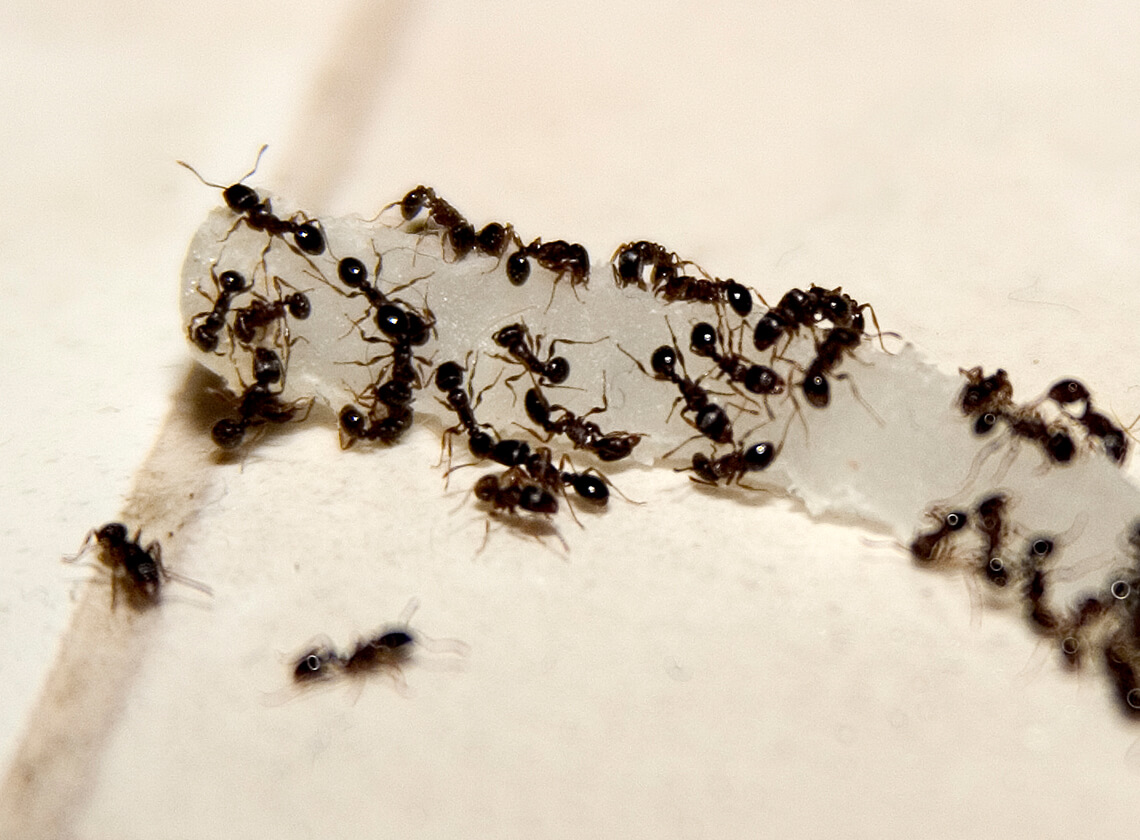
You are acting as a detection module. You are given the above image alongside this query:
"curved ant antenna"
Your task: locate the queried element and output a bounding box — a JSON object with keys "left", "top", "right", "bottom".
{"left": 177, "top": 144, "right": 268, "bottom": 190}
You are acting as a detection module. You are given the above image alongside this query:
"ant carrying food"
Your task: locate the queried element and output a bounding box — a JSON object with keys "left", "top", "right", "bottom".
{"left": 390, "top": 185, "right": 519, "bottom": 262}
{"left": 524, "top": 382, "right": 644, "bottom": 462}
{"left": 178, "top": 147, "right": 326, "bottom": 256}
{"left": 188, "top": 268, "right": 252, "bottom": 353}
{"left": 66, "top": 523, "right": 211, "bottom": 610}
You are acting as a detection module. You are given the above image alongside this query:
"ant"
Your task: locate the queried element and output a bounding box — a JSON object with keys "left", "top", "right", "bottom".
{"left": 391, "top": 185, "right": 519, "bottom": 262}
{"left": 212, "top": 350, "right": 310, "bottom": 449}
{"left": 752, "top": 288, "right": 820, "bottom": 353}
{"left": 521, "top": 446, "right": 612, "bottom": 506}
{"left": 512, "top": 238, "right": 591, "bottom": 291}
{"left": 473, "top": 469, "right": 559, "bottom": 517}
{"left": 611, "top": 240, "right": 687, "bottom": 291}
{"left": 67, "top": 523, "right": 211, "bottom": 610}
{"left": 959, "top": 367, "right": 1013, "bottom": 417}
{"left": 435, "top": 359, "right": 496, "bottom": 460}
{"left": 335, "top": 253, "right": 425, "bottom": 336}
{"left": 293, "top": 645, "right": 341, "bottom": 684}
{"left": 622, "top": 340, "right": 735, "bottom": 445}
{"left": 188, "top": 268, "right": 251, "bottom": 353}
{"left": 1103, "top": 640, "right": 1140, "bottom": 716}
{"left": 975, "top": 493, "right": 1009, "bottom": 586}
{"left": 801, "top": 326, "right": 864, "bottom": 409}
{"left": 492, "top": 322, "right": 573, "bottom": 387}
{"left": 524, "top": 382, "right": 643, "bottom": 462}
{"left": 230, "top": 287, "right": 311, "bottom": 346}
{"left": 909, "top": 509, "right": 969, "bottom": 564}
{"left": 1044, "top": 378, "right": 1128, "bottom": 464}
{"left": 655, "top": 272, "right": 754, "bottom": 318}
{"left": 338, "top": 402, "right": 413, "bottom": 448}
{"left": 178, "top": 147, "right": 326, "bottom": 256}
{"left": 689, "top": 320, "right": 786, "bottom": 412}
{"left": 1001, "top": 409, "right": 1076, "bottom": 464}
{"left": 679, "top": 440, "right": 777, "bottom": 488}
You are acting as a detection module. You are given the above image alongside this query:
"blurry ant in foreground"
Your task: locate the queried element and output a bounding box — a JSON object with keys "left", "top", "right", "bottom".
{"left": 178, "top": 146, "right": 326, "bottom": 256}
{"left": 66, "top": 523, "right": 211, "bottom": 610}
{"left": 291, "top": 600, "right": 468, "bottom": 695}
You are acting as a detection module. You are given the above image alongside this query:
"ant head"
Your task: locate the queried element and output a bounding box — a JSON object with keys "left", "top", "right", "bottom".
{"left": 690, "top": 322, "right": 718, "bottom": 357}
{"left": 506, "top": 252, "right": 531, "bottom": 285}
{"left": 338, "top": 256, "right": 368, "bottom": 288}
{"left": 651, "top": 345, "right": 678, "bottom": 378}
{"left": 400, "top": 186, "right": 433, "bottom": 221}
{"left": 211, "top": 418, "right": 246, "bottom": 449}
{"left": 338, "top": 405, "right": 368, "bottom": 439}
{"left": 96, "top": 523, "right": 128, "bottom": 544}
{"left": 803, "top": 373, "right": 829, "bottom": 408}
{"left": 944, "top": 511, "right": 968, "bottom": 531}
{"left": 743, "top": 441, "right": 776, "bottom": 471}
{"left": 473, "top": 474, "right": 500, "bottom": 502}
{"left": 494, "top": 323, "right": 526, "bottom": 348}
{"left": 1047, "top": 378, "right": 1090, "bottom": 406}
{"left": 726, "top": 281, "right": 752, "bottom": 317}
{"left": 435, "top": 361, "right": 464, "bottom": 393}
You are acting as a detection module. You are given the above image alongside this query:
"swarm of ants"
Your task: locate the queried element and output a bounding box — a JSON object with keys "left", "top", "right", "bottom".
{"left": 68, "top": 152, "right": 1140, "bottom": 719}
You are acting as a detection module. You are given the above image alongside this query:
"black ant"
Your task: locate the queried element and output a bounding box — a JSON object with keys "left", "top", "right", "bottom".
{"left": 752, "top": 288, "right": 820, "bottom": 353}
{"left": 434, "top": 359, "right": 497, "bottom": 460}
{"left": 390, "top": 185, "right": 519, "bottom": 262}
{"left": 521, "top": 446, "right": 612, "bottom": 506}
{"left": 801, "top": 326, "right": 864, "bottom": 409}
{"left": 689, "top": 320, "right": 786, "bottom": 410}
{"left": 338, "top": 402, "right": 413, "bottom": 448}
{"left": 473, "top": 469, "right": 559, "bottom": 517}
{"left": 622, "top": 341, "right": 735, "bottom": 445}
{"left": 611, "top": 240, "right": 687, "bottom": 291}
{"left": 679, "top": 440, "right": 777, "bottom": 488}
{"left": 655, "top": 272, "right": 754, "bottom": 318}
{"left": 1002, "top": 410, "right": 1076, "bottom": 464}
{"left": 188, "top": 268, "right": 251, "bottom": 353}
{"left": 67, "top": 523, "right": 210, "bottom": 610}
{"left": 512, "top": 238, "right": 591, "bottom": 291}
{"left": 212, "top": 351, "right": 310, "bottom": 448}
{"left": 231, "top": 288, "right": 311, "bottom": 346}
{"left": 492, "top": 322, "right": 573, "bottom": 387}
{"left": 178, "top": 147, "right": 326, "bottom": 256}
{"left": 524, "top": 382, "right": 643, "bottom": 461}
{"left": 909, "top": 509, "right": 969, "bottom": 564}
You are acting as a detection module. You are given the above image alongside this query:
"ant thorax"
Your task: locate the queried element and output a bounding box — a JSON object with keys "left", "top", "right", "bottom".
{"left": 181, "top": 188, "right": 1140, "bottom": 698}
